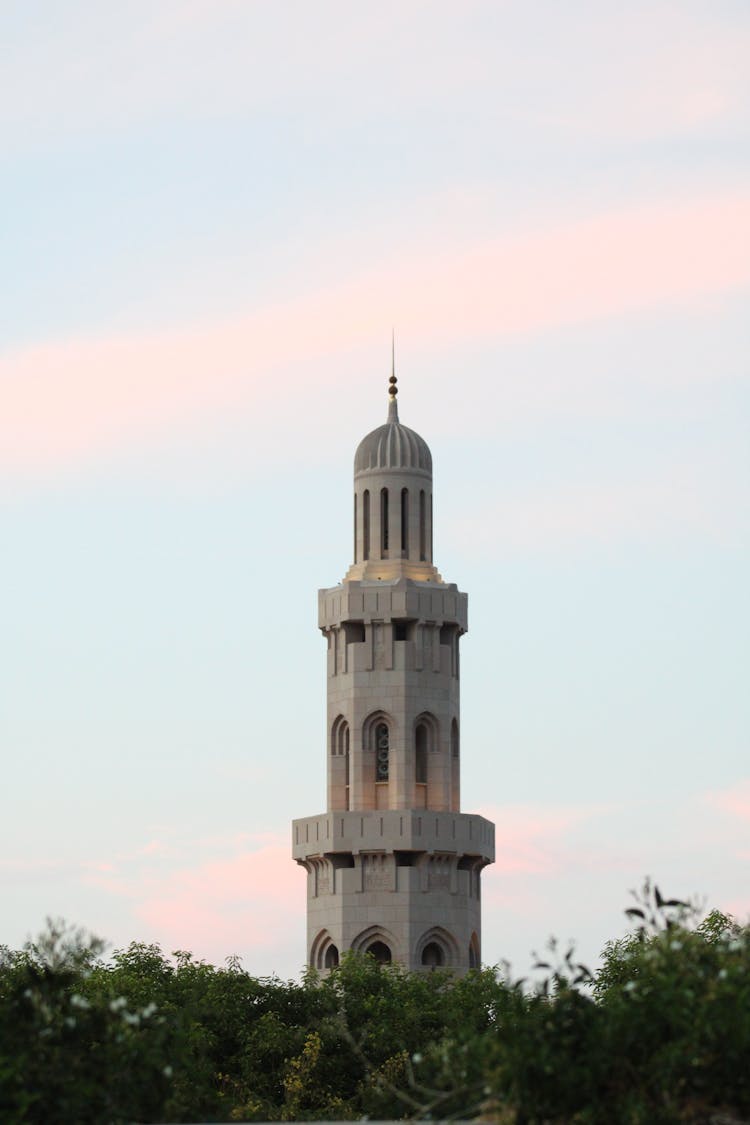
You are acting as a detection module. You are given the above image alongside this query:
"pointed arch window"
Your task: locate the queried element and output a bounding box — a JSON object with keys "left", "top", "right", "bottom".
{"left": 419, "top": 490, "right": 426, "bottom": 561}
{"left": 331, "top": 716, "right": 350, "bottom": 756}
{"left": 451, "top": 718, "right": 459, "bottom": 758}
{"left": 415, "top": 722, "right": 428, "bottom": 784}
{"left": 351, "top": 924, "right": 397, "bottom": 962}
{"left": 363, "top": 490, "right": 370, "bottom": 560}
{"left": 430, "top": 492, "right": 434, "bottom": 560}
{"left": 332, "top": 716, "right": 351, "bottom": 811}
{"left": 375, "top": 722, "right": 389, "bottom": 781}
{"left": 364, "top": 712, "right": 392, "bottom": 788}
{"left": 367, "top": 940, "right": 392, "bottom": 964}
{"left": 324, "top": 943, "right": 339, "bottom": 968}
{"left": 417, "top": 926, "right": 458, "bottom": 969}
{"left": 311, "top": 929, "right": 340, "bottom": 971}
{"left": 421, "top": 941, "right": 444, "bottom": 967}
{"left": 380, "top": 488, "right": 389, "bottom": 554}
{"left": 401, "top": 488, "right": 409, "bottom": 555}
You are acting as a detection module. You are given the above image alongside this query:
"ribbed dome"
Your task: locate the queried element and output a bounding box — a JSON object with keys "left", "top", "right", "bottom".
{"left": 354, "top": 398, "right": 432, "bottom": 475}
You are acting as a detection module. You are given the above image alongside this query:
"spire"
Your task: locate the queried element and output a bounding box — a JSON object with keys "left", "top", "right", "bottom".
{"left": 387, "top": 330, "right": 399, "bottom": 423}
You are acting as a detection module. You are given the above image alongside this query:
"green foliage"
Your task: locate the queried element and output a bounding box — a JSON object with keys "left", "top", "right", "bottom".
{"left": 0, "top": 922, "right": 174, "bottom": 1124}
{"left": 1, "top": 886, "right": 749, "bottom": 1123}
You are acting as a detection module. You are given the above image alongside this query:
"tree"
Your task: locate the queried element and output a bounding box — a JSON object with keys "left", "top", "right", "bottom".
{"left": 1, "top": 889, "right": 748, "bottom": 1123}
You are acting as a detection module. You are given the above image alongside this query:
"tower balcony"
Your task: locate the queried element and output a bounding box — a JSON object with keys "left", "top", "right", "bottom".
{"left": 292, "top": 808, "right": 494, "bottom": 866}
{"left": 319, "top": 577, "right": 468, "bottom": 634}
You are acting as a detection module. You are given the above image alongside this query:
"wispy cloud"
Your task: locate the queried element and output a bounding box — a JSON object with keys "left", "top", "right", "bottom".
{"left": 84, "top": 834, "right": 306, "bottom": 966}
{"left": 3, "top": 193, "right": 748, "bottom": 485}
{"left": 706, "top": 779, "right": 750, "bottom": 822}
{"left": 4, "top": 3, "right": 747, "bottom": 148}
{"left": 135, "top": 844, "right": 305, "bottom": 959}
{"left": 477, "top": 800, "right": 613, "bottom": 876}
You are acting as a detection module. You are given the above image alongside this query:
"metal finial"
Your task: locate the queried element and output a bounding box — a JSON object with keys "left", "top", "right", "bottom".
{"left": 387, "top": 331, "right": 399, "bottom": 422}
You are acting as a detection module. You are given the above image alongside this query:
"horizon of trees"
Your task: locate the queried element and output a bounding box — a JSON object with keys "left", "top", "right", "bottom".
{"left": 1, "top": 881, "right": 748, "bottom": 1124}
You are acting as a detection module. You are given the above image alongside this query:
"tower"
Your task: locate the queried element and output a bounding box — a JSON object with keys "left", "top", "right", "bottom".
{"left": 292, "top": 369, "right": 495, "bottom": 972}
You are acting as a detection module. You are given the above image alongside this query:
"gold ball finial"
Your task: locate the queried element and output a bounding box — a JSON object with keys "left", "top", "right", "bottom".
{"left": 387, "top": 332, "right": 399, "bottom": 419}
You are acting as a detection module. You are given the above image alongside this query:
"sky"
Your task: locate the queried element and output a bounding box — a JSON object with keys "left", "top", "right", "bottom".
{"left": 2, "top": 0, "right": 749, "bottom": 979}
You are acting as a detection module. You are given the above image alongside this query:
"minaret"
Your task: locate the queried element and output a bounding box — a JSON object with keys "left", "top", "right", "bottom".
{"left": 292, "top": 368, "right": 495, "bottom": 972}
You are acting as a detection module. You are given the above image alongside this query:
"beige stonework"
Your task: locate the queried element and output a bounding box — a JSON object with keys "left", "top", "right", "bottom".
{"left": 292, "top": 384, "right": 495, "bottom": 973}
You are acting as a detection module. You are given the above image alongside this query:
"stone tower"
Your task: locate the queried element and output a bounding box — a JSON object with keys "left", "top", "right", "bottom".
{"left": 292, "top": 369, "right": 495, "bottom": 972}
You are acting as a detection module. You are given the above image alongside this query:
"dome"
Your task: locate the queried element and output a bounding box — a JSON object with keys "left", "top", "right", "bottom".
{"left": 354, "top": 397, "right": 432, "bottom": 476}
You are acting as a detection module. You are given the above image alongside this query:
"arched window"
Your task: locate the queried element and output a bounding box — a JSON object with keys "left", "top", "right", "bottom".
{"left": 380, "top": 488, "right": 389, "bottom": 554}
{"left": 344, "top": 723, "right": 350, "bottom": 807}
{"left": 363, "top": 490, "right": 370, "bottom": 560}
{"left": 331, "top": 716, "right": 350, "bottom": 756}
{"left": 367, "top": 940, "right": 392, "bottom": 964}
{"left": 430, "top": 492, "right": 433, "bottom": 560}
{"left": 324, "top": 943, "right": 339, "bottom": 969}
{"left": 419, "top": 490, "right": 426, "bottom": 561}
{"left": 311, "top": 929, "right": 339, "bottom": 970}
{"left": 417, "top": 927, "right": 458, "bottom": 969}
{"left": 469, "top": 932, "right": 480, "bottom": 969}
{"left": 401, "top": 488, "right": 409, "bottom": 555}
{"left": 352, "top": 924, "right": 397, "bottom": 962}
{"left": 421, "top": 941, "right": 444, "bottom": 967}
{"left": 363, "top": 713, "right": 392, "bottom": 807}
{"left": 375, "top": 722, "right": 389, "bottom": 781}
{"left": 331, "top": 717, "right": 350, "bottom": 811}
{"left": 451, "top": 718, "right": 459, "bottom": 758}
{"left": 415, "top": 723, "right": 428, "bottom": 783}
{"left": 353, "top": 493, "right": 357, "bottom": 564}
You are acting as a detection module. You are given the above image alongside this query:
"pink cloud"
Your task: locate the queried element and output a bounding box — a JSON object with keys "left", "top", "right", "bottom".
{"left": 0, "top": 321, "right": 313, "bottom": 476}
{"left": 706, "top": 780, "right": 750, "bottom": 822}
{"left": 477, "top": 801, "right": 611, "bottom": 877}
{"left": 3, "top": 193, "right": 749, "bottom": 486}
{"left": 86, "top": 836, "right": 306, "bottom": 965}
{"left": 719, "top": 897, "right": 750, "bottom": 923}
{"left": 136, "top": 844, "right": 305, "bottom": 955}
